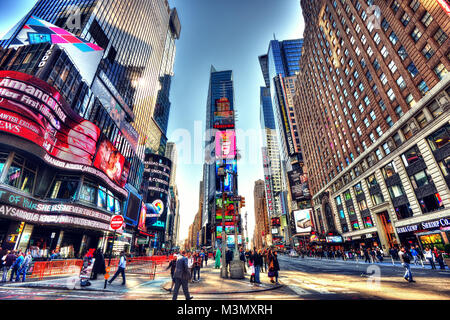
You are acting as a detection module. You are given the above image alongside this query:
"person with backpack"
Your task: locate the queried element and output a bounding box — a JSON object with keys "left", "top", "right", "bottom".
{"left": 399, "top": 246, "right": 415, "bottom": 283}
{"left": 10, "top": 252, "right": 23, "bottom": 282}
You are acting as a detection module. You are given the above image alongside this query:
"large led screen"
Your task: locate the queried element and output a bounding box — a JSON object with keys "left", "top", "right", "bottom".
{"left": 215, "top": 130, "right": 236, "bottom": 159}
{"left": 93, "top": 138, "right": 130, "bottom": 187}
{"left": 215, "top": 160, "right": 237, "bottom": 193}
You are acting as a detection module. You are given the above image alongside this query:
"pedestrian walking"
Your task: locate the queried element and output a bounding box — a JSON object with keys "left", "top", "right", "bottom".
{"left": 364, "top": 248, "right": 371, "bottom": 263}
{"left": 200, "top": 250, "right": 205, "bottom": 268}
{"left": 204, "top": 250, "right": 209, "bottom": 266}
{"left": 424, "top": 247, "right": 436, "bottom": 269}
{"left": 91, "top": 249, "right": 106, "bottom": 280}
{"left": 253, "top": 249, "right": 263, "bottom": 284}
{"left": 239, "top": 248, "right": 246, "bottom": 273}
{"left": 399, "top": 247, "right": 415, "bottom": 283}
{"left": 225, "top": 248, "right": 233, "bottom": 275}
{"left": 172, "top": 251, "right": 193, "bottom": 300}
{"left": 433, "top": 247, "right": 446, "bottom": 270}
{"left": 214, "top": 249, "right": 221, "bottom": 269}
{"left": 192, "top": 252, "right": 202, "bottom": 282}
{"left": 2, "top": 251, "right": 15, "bottom": 283}
{"left": 187, "top": 252, "right": 194, "bottom": 282}
{"left": 376, "top": 248, "right": 384, "bottom": 263}
{"left": 166, "top": 255, "right": 178, "bottom": 292}
{"left": 16, "top": 251, "right": 32, "bottom": 282}
{"left": 411, "top": 246, "right": 420, "bottom": 265}
{"left": 248, "top": 258, "right": 255, "bottom": 284}
{"left": 268, "top": 250, "right": 280, "bottom": 284}
{"left": 10, "top": 252, "right": 23, "bottom": 282}
{"left": 108, "top": 251, "right": 127, "bottom": 285}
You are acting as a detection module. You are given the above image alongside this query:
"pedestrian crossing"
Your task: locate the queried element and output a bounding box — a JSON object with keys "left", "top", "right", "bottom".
{"left": 284, "top": 278, "right": 358, "bottom": 297}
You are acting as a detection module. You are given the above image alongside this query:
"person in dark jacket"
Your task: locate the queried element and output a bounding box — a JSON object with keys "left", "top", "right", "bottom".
{"left": 225, "top": 249, "right": 233, "bottom": 275}
{"left": 166, "top": 255, "right": 178, "bottom": 292}
{"left": 172, "top": 251, "right": 193, "bottom": 300}
{"left": 1, "top": 250, "right": 14, "bottom": 283}
{"left": 253, "top": 249, "right": 263, "bottom": 284}
{"left": 239, "top": 248, "right": 246, "bottom": 273}
{"left": 91, "top": 249, "right": 106, "bottom": 280}
{"left": 268, "top": 250, "right": 280, "bottom": 284}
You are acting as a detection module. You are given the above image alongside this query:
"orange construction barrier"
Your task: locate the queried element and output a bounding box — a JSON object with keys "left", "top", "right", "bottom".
{"left": 29, "top": 259, "right": 84, "bottom": 281}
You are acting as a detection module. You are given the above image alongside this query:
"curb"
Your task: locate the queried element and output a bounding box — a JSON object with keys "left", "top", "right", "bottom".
{"left": 1, "top": 282, "right": 118, "bottom": 293}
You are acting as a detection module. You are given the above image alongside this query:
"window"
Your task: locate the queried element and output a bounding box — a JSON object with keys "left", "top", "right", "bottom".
{"left": 372, "top": 192, "right": 385, "bottom": 205}
{"left": 393, "top": 132, "right": 403, "bottom": 147}
{"left": 387, "top": 88, "right": 396, "bottom": 101}
{"left": 351, "top": 219, "right": 360, "bottom": 231}
{"left": 406, "top": 94, "right": 416, "bottom": 107}
{"left": 396, "top": 76, "right": 406, "bottom": 90}
{"left": 373, "top": 32, "right": 381, "bottom": 45}
{"left": 335, "top": 195, "right": 342, "bottom": 206}
{"left": 386, "top": 115, "right": 394, "bottom": 127}
{"left": 427, "top": 124, "right": 450, "bottom": 151}
{"left": 389, "top": 31, "right": 398, "bottom": 45}
{"left": 434, "top": 63, "right": 448, "bottom": 80}
{"left": 395, "top": 105, "right": 404, "bottom": 118}
{"left": 410, "top": 170, "right": 432, "bottom": 189}
{"left": 364, "top": 118, "right": 370, "bottom": 127}
{"left": 410, "top": 0, "right": 420, "bottom": 12}
{"left": 354, "top": 182, "right": 364, "bottom": 196}
{"left": 381, "top": 18, "right": 390, "bottom": 31}
{"left": 97, "top": 186, "right": 107, "bottom": 209}
{"left": 391, "top": 1, "right": 400, "bottom": 12}
{"left": 379, "top": 99, "right": 386, "bottom": 111}
{"left": 402, "top": 124, "right": 413, "bottom": 140}
{"left": 4, "top": 154, "right": 37, "bottom": 194}
{"left": 376, "top": 148, "right": 383, "bottom": 160}
{"left": 380, "top": 73, "right": 388, "bottom": 85}
{"left": 421, "top": 11, "right": 433, "bottom": 27}
{"left": 397, "top": 46, "right": 408, "bottom": 60}
{"left": 418, "top": 193, "right": 444, "bottom": 214}
{"left": 428, "top": 100, "right": 443, "bottom": 118}
{"left": 401, "top": 13, "right": 411, "bottom": 26}
{"left": 388, "top": 60, "right": 397, "bottom": 74}
{"left": 370, "top": 110, "right": 376, "bottom": 121}
{"left": 50, "top": 175, "right": 79, "bottom": 200}
{"left": 382, "top": 142, "right": 391, "bottom": 155}
{"left": 388, "top": 184, "right": 405, "bottom": 198}
{"left": 418, "top": 80, "right": 429, "bottom": 95}
{"left": 415, "top": 111, "right": 428, "bottom": 129}
{"left": 79, "top": 181, "right": 97, "bottom": 204}
{"left": 369, "top": 132, "right": 376, "bottom": 142}
{"left": 407, "top": 62, "right": 419, "bottom": 78}
{"left": 358, "top": 199, "right": 368, "bottom": 211}
{"left": 422, "top": 43, "right": 435, "bottom": 59}
{"left": 410, "top": 27, "right": 422, "bottom": 42}
{"left": 395, "top": 204, "right": 414, "bottom": 220}
{"left": 363, "top": 216, "right": 374, "bottom": 228}
{"left": 434, "top": 28, "right": 448, "bottom": 46}
{"left": 381, "top": 46, "right": 389, "bottom": 58}
{"left": 376, "top": 126, "right": 383, "bottom": 137}
{"left": 401, "top": 145, "right": 422, "bottom": 167}
{"left": 367, "top": 46, "right": 374, "bottom": 57}
{"left": 382, "top": 161, "right": 398, "bottom": 179}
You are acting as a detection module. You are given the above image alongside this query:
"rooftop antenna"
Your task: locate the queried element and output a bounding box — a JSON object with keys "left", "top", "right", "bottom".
{"left": 273, "top": 33, "right": 276, "bottom": 40}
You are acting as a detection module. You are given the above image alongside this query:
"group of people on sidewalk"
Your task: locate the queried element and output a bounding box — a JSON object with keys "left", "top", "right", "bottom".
{"left": 0, "top": 248, "right": 33, "bottom": 283}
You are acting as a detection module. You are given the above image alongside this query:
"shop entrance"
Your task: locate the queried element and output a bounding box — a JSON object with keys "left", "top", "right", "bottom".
{"left": 378, "top": 211, "right": 397, "bottom": 249}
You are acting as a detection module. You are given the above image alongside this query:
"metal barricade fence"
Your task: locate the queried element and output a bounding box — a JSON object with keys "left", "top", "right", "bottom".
{"left": 29, "top": 259, "right": 84, "bottom": 281}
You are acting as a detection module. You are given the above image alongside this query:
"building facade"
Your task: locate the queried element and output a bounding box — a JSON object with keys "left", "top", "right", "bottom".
{"left": 253, "top": 180, "right": 270, "bottom": 249}
{"left": 294, "top": 0, "right": 450, "bottom": 251}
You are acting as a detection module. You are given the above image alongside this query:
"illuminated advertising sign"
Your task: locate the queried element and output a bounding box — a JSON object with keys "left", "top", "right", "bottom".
{"left": 271, "top": 217, "right": 281, "bottom": 227}
{"left": 288, "top": 167, "right": 311, "bottom": 201}
{"left": 93, "top": 138, "right": 130, "bottom": 187}
{"left": 215, "top": 160, "right": 237, "bottom": 193}
{"left": 226, "top": 234, "right": 242, "bottom": 245}
{"left": 213, "top": 98, "right": 234, "bottom": 129}
{"left": 145, "top": 199, "right": 164, "bottom": 218}
{"left": 293, "top": 209, "right": 312, "bottom": 234}
{"left": 215, "top": 130, "right": 236, "bottom": 159}
{"left": 326, "top": 236, "right": 343, "bottom": 243}
{"left": 138, "top": 202, "right": 147, "bottom": 232}
{"left": 215, "top": 198, "right": 235, "bottom": 221}
{"left": 123, "top": 185, "right": 142, "bottom": 226}
{"left": 216, "top": 224, "right": 237, "bottom": 238}
{"left": 0, "top": 71, "right": 101, "bottom": 165}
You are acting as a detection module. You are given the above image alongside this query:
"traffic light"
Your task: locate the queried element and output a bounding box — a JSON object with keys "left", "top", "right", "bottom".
{"left": 240, "top": 197, "right": 245, "bottom": 208}
{"left": 16, "top": 222, "right": 25, "bottom": 234}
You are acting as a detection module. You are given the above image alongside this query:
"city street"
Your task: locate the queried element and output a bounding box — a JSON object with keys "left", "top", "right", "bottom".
{"left": 0, "top": 254, "right": 448, "bottom": 300}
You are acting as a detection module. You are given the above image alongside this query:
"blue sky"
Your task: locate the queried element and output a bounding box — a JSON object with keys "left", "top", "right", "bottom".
{"left": 0, "top": 0, "right": 305, "bottom": 244}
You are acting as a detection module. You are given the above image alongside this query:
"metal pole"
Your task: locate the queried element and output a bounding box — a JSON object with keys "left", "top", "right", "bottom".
{"left": 104, "top": 229, "right": 116, "bottom": 289}
{"left": 220, "top": 163, "right": 228, "bottom": 279}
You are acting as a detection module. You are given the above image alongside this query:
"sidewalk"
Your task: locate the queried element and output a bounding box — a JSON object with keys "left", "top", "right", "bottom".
{"left": 284, "top": 254, "right": 449, "bottom": 270}
{"left": 162, "top": 263, "right": 283, "bottom": 295}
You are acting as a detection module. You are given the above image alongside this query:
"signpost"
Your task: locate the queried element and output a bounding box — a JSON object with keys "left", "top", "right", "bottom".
{"left": 104, "top": 215, "right": 123, "bottom": 289}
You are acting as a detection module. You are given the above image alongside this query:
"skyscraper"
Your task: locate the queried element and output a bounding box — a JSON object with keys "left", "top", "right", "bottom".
{"left": 294, "top": 0, "right": 450, "bottom": 251}
{"left": 202, "top": 66, "right": 240, "bottom": 249}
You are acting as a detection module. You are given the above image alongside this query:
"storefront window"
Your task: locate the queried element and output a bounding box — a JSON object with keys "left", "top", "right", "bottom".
{"left": 427, "top": 124, "right": 450, "bottom": 151}
{"left": 79, "top": 182, "right": 96, "bottom": 204}
{"left": 344, "top": 190, "right": 352, "bottom": 201}
{"left": 363, "top": 216, "right": 374, "bottom": 228}
{"left": 401, "top": 145, "right": 422, "bottom": 167}
{"left": 395, "top": 203, "right": 413, "bottom": 220}
{"left": 382, "top": 161, "right": 398, "bottom": 178}
{"left": 335, "top": 195, "right": 342, "bottom": 206}
{"left": 409, "top": 169, "right": 432, "bottom": 189}
{"left": 4, "top": 155, "right": 37, "bottom": 194}
{"left": 50, "top": 175, "right": 79, "bottom": 200}
{"left": 354, "top": 182, "right": 364, "bottom": 196}
{"left": 358, "top": 199, "right": 368, "bottom": 211}
{"left": 388, "top": 184, "right": 405, "bottom": 198}
{"left": 418, "top": 193, "right": 444, "bottom": 214}
{"left": 366, "top": 174, "right": 378, "bottom": 188}
{"left": 351, "top": 220, "right": 360, "bottom": 230}
{"left": 371, "top": 192, "right": 384, "bottom": 205}
{"left": 97, "top": 186, "right": 107, "bottom": 209}
{"left": 419, "top": 233, "right": 444, "bottom": 250}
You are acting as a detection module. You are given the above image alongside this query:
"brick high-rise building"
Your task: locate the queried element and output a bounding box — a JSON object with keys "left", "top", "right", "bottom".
{"left": 253, "top": 180, "right": 270, "bottom": 249}
{"left": 294, "top": 0, "right": 450, "bottom": 250}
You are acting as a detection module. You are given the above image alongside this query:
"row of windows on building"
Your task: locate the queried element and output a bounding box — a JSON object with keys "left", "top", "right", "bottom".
{"left": 328, "top": 120, "right": 449, "bottom": 233}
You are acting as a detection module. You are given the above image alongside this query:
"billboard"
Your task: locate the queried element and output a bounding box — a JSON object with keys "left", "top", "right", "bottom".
{"left": 215, "top": 130, "right": 236, "bottom": 159}
{"left": 9, "top": 16, "right": 104, "bottom": 85}
{"left": 213, "top": 110, "right": 234, "bottom": 129}
{"left": 0, "top": 71, "right": 101, "bottom": 165}
{"left": 216, "top": 224, "right": 237, "bottom": 238}
{"left": 124, "top": 185, "right": 142, "bottom": 226}
{"left": 93, "top": 138, "right": 130, "bottom": 187}
{"left": 215, "top": 198, "right": 236, "bottom": 221}
{"left": 138, "top": 202, "right": 147, "bottom": 232}
{"left": 226, "top": 234, "right": 242, "bottom": 245}
{"left": 288, "top": 168, "right": 311, "bottom": 201}
{"left": 326, "top": 236, "right": 343, "bottom": 243}
{"left": 293, "top": 209, "right": 312, "bottom": 234}
{"left": 215, "top": 160, "right": 237, "bottom": 193}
